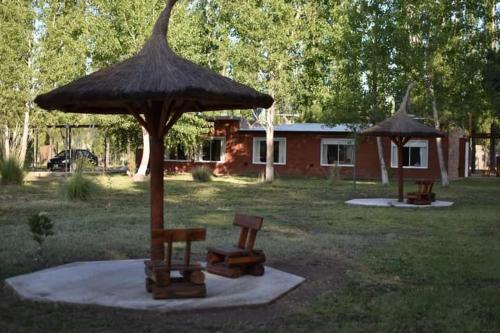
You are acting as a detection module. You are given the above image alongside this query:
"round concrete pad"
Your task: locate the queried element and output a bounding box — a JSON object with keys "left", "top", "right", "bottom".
{"left": 5, "top": 260, "right": 305, "bottom": 312}
{"left": 345, "top": 198, "right": 454, "bottom": 208}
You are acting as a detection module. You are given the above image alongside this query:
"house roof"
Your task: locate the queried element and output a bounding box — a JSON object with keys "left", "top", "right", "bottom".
{"left": 239, "top": 123, "right": 355, "bottom": 133}
{"left": 34, "top": 0, "right": 273, "bottom": 115}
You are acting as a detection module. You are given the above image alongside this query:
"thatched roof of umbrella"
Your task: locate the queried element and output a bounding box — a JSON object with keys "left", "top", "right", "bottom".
{"left": 34, "top": 0, "right": 273, "bottom": 115}
{"left": 362, "top": 83, "right": 444, "bottom": 138}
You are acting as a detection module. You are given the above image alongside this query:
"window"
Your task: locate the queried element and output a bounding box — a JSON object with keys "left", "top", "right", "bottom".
{"left": 200, "top": 138, "right": 225, "bottom": 162}
{"left": 391, "top": 140, "right": 428, "bottom": 168}
{"left": 320, "top": 139, "right": 355, "bottom": 166}
{"left": 252, "top": 137, "right": 286, "bottom": 165}
{"left": 165, "top": 138, "right": 225, "bottom": 162}
{"left": 166, "top": 144, "right": 188, "bottom": 161}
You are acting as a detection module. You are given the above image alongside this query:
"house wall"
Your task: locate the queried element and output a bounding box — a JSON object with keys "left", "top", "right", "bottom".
{"left": 164, "top": 119, "right": 449, "bottom": 181}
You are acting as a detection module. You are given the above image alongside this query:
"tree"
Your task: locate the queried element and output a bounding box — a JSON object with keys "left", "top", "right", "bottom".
{"left": 89, "top": 0, "right": 210, "bottom": 178}
{"left": 484, "top": 1, "right": 500, "bottom": 119}
{"left": 320, "top": 1, "right": 400, "bottom": 184}
{"left": 0, "top": 0, "right": 35, "bottom": 164}
{"left": 210, "top": 1, "right": 315, "bottom": 182}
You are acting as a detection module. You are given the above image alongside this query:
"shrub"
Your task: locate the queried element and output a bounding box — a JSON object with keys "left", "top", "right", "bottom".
{"left": 73, "top": 157, "right": 95, "bottom": 173}
{"left": 0, "top": 157, "right": 24, "bottom": 185}
{"left": 63, "top": 172, "right": 98, "bottom": 200}
{"left": 27, "top": 213, "right": 54, "bottom": 246}
{"left": 328, "top": 163, "right": 341, "bottom": 183}
{"left": 192, "top": 166, "right": 212, "bottom": 182}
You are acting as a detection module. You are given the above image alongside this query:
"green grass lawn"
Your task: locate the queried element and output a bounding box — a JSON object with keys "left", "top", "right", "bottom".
{"left": 1, "top": 173, "right": 499, "bottom": 332}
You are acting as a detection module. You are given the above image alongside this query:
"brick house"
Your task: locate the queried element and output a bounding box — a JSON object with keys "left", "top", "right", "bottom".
{"left": 163, "top": 117, "right": 466, "bottom": 180}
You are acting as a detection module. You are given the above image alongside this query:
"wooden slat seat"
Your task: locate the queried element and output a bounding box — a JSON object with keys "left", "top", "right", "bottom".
{"left": 145, "top": 260, "right": 203, "bottom": 273}
{"left": 206, "top": 246, "right": 264, "bottom": 257}
{"left": 206, "top": 214, "right": 266, "bottom": 278}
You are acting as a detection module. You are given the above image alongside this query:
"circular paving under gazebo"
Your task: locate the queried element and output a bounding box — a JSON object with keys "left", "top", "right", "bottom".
{"left": 5, "top": 260, "right": 304, "bottom": 312}
{"left": 345, "top": 198, "right": 454, "bottom": 208}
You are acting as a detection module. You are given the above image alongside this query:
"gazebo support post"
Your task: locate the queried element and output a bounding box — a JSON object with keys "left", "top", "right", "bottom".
{"left": 143, "top": 103, "right": 169, "bottom": 262}
{"left": 397, "top": 137, "right": 404, "bottom": 202}
{"left": 392, "top": 136, "right": 411, "bottom": 202}
{"left": 149, "top": 131, "right": 165, "bottom": 261}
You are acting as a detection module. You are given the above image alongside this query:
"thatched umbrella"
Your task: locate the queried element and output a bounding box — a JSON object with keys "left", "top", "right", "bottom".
{"left": 35, "top": 0, "right": 273, "bottom": 261}
{"left": 362, "top": 84, "right": 444, "bottom": 202}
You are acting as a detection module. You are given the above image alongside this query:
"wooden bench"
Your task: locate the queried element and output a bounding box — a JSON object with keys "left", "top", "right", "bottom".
{"left": 145, "top": 228, "right": 206, "bottom": 299}
{"left": 406, "top": 180, "right": 435, "bottom": 205}
{"left": 207, "top": 214, "right": 266, "bottom": 278}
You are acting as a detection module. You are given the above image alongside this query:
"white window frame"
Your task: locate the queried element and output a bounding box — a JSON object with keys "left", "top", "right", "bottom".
{"left": 320, "top": 138, "right": 355, "bottom": 167}
{"left": 198, "top": 136, "right": 226, "bottom": 163}
{"left": 390, "top": 139, "right": 428, "bottom": 169}
{"left": 252, "top": 137, "right": 287, "bottom": 165}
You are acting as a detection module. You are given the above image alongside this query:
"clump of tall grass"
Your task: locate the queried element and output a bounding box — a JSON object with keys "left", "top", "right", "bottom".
{"left": 73, "top": 157, "right": 95, "bottom": 173}
{"left": 0, "top": 157, "right": 24, "bottom": 185}
{"left": 328, "top": 163, "right": 341, "bottom": 184}
{"left": 192, "top": 166, "right": 212, "bottom": 182}
{"left": 63, "top": 164, "right": 99, "bottom": 201}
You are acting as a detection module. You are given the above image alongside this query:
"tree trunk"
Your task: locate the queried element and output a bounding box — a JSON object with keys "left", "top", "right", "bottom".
{"left": 104, "top": 134, "right": 110, "bottom": 171}
{"left": 376, "top": 137, "right": 389, "bottom": 184}
{"left": 134, "top": 127, "right": 150, "bottom": 181}
{"left": 265, "top": 106, "right": 274, "bottom": 182}
{"left": 18, "top": 111, "right": 30, "bottom": 166}
{"left": 428, "top": 82, "right": 450, "bottom": 186}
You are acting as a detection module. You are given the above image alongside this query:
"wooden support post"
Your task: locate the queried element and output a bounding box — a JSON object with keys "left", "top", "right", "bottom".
{"left": 184, "top": 240, "right": 191, "bottom": 270}
{"left": 145, "top": 101, "right": 176, "bottom": 263}
{"left": 149, "top": 131, "right": 165, "bottom": 261}
{"left": 392, "top": 136, "right": 405, "bottom": 202}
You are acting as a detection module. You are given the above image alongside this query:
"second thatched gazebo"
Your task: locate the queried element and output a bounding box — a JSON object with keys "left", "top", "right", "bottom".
{"left": 362, "top": 84, "right": 444, "bottom": 202}
{"left": 35, "top": 0, "right": 273, "bottom": 264}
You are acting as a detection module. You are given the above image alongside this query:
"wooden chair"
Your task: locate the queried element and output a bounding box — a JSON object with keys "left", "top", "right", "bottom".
{"left": 406, "top": 180, "right": 435, "bottom": 205}
{"left": 144, "top": 228, "right": 206, "bottom": 299}
{"left": 206, "top": 214, "right": 266, "bottom": 278}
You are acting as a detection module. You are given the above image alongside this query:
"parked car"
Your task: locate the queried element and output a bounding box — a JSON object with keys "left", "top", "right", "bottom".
{"left": 47, "top": 149, "right": 98, "bottom": 171}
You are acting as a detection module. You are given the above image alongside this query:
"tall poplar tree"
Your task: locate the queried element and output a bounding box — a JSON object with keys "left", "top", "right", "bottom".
{"left": 0, "top": 0, "right": 35, "bottom": 164}
{"left": 88, "top": 0, "right": 210, "bottom": 178}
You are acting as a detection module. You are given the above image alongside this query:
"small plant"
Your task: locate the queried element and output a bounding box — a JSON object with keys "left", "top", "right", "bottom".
{"left": 27, "top": 212, "right": 54, "bottom": 246}
{"left": 0, "top": 157, "right": 24, "bottom": 185}
{"left": 63, "top": 172, "right": 98, "bottom": 200}
{"left": 27, "top": 213, "right": 55, "bottom": 265}
{"left": 192, "top": 166, "right": 212, "bottom": 182}
{"left": 257, "top": 171, "right": 266, "bottom": 183}
{"left": 328, "top": 163, "right": 341, "bottom": 183}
